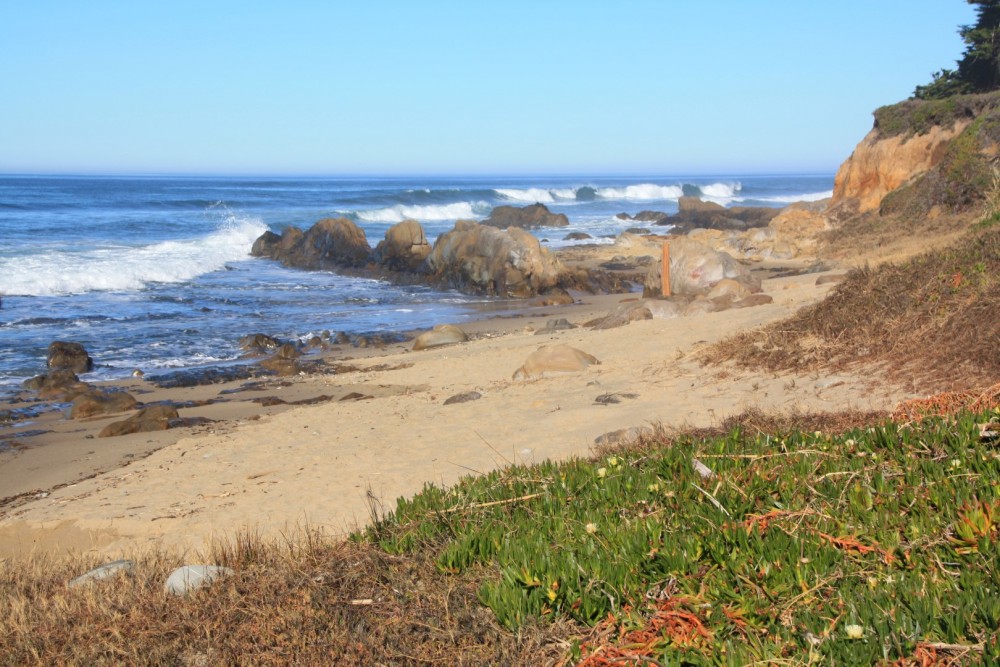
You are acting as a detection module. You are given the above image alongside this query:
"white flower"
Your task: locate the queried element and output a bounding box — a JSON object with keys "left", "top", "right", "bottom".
{"left": 950, "top": 458, "right": 962, "bottom": 470}
{"left": 596, "top": 467, "right": 608, "bottom": 478}
{"left": 647, "top": 483, "right": 659, "bottom": 493}
{"left": 585, "top": 523, "right": 598, "bottom": 534}
{"left": 608, "top": 456, "right": 621, "bottom": 467}
{"left": 845, "top": 624, "right": 864, "bottom": 640}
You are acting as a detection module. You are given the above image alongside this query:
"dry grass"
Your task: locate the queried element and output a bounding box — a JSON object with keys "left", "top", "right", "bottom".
{"left": 703, "top": 225, "right": 1000, "bottom": 393}
{"left": 0, "top": 529, "right": 571, "bottom": 666}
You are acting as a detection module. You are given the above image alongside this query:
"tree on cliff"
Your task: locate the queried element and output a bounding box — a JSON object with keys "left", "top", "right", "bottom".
{"left": 915, "top": 0, "right": 1000, "bottom": 99}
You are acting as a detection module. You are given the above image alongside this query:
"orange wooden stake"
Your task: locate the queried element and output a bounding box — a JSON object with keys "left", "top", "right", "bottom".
{"left": 661, "top": 242, "right": 671, "bottom": 298}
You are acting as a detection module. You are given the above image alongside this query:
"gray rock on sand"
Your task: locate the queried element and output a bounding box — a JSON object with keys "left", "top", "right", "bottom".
{"left": 534, "top": 318, "right": 576, "bottom": 335}
{"left": 67, "top": 560, "right": 135, "bottom": 588}
{"left": 443, "top": 391, "right": 482, "bottom": 405}
{"left": 413, "top": 324, "right": 469, "bottom": 351}
{"left": 512, "top": 344, "right": 600, "bottom": 380}
{"left": 594, "top": 425, "right": 654, "bottom": 447}
{"left": 164, "top": 565, "right": 234, "bottom": 596}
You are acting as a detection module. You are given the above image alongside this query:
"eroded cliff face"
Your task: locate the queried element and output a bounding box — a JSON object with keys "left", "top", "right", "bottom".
{"left": 831, "top": 122, "right": 970, "bottom": 214}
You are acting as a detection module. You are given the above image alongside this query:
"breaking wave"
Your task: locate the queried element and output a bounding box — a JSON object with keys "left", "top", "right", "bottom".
{"left": 355, "top": 201, "right": 489, "bottom": 223}
{"left": 0, "top": 217, "right": 268, "bottom": 297}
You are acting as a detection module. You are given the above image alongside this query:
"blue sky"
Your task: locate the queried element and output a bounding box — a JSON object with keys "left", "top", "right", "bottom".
{"left": 0, "top": 1, "right": 977, "bottom": 176}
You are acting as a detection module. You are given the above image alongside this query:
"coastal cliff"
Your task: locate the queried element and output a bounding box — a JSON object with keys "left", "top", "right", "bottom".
{"left": 830, "top": 92, "right": 1000, "bottom": 217}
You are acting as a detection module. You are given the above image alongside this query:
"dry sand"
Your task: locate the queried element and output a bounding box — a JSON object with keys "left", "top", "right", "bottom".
{"left": 0, "top": 257, "right": 912, "bottom": 559}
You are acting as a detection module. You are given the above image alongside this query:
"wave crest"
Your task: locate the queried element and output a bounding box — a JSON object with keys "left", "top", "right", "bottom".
{"left": 355, "top": 201, "right": 488, "bottom": 223}
{"left": 0, "top": 217, "right": 268, "bottom": 297}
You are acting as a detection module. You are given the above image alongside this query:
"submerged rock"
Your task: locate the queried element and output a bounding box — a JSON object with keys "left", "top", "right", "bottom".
{"left": 483, "top": 203, "right": 569, "bottom": 229}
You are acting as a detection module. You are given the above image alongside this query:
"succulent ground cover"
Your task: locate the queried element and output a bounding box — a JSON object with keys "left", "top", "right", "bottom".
{"left": 361, "top": 407, "right": 1000, "bottom": 665}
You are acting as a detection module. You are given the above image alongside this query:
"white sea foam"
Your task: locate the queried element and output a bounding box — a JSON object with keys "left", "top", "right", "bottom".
{"left": 699, "top": 182, "right": 742, "bottom": 198}
{"left": 0, "top": 218, "right": 268, "bottom": 297}
{"left": 758, "top": 190, "right": 834, "bottom": 204}
{"left": 356, "top": 201, "right": 486, "bottom": 223}
{"left": 596, "top": 184, "right": 685, "bottom": 201}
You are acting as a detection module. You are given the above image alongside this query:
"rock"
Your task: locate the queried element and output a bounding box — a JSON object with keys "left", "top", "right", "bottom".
{"left": 67, "top": 560, "right": 135, "bottom": 588}
{"left": 512, "top": 344, "right": 600, "bottom": 380}
{"left": 594, "top": 425, "right": 654, "bottom": 447}
{"left": 644, "top": 299, "right": 686, "bottom": 319}
{"left": 643, "top": 237, "right": 760, "bottom": 298}
{"left": 624, "top": 227, "right": 652, "bottom": 235}
{"left": 251, "top": 218, "right": 371, "bottom": 270}
{"left": 630, "top": 210, "right": 670, "bottom": 223}
{"left": 443, "top": 391, "right": 482, "bottom": 405}
{"left": 532, "top": 288, "right": 574, "bottom": 306}
{"left": 674, "top": 197, "right": 779, "bottom": 230}
{"left": 273, "top": 343, "right": 301, "bottom": 359}
{"left": 373, "top": 219, "right": 432, "bottom": 272}
{"left": 98, "top": 405, "right": 180, "bottom": 438}
{"left": 595, "top": 392, "right": 638, "bottom": 405}
{"left": 413, "top": 324, "right": 469, "bottom": 351}
{"left": 733, "top": 293, "right": 774, "bottom": 308}
{"left": 24, "top": 369, "right": 90, "bottom": 400}
{"left": 239, "top": 333, "right": 282, "bottom": 356}
{"left": 164, "top": 565, "right": 234, "bottom": 596}
{"left": 483, "top": 203, "right": 569, "bottom": 229}
{"left": 563, "top": 231, "right": 593, "bottom": 241}
{"left": 534, "top": 318, "right": 576, "bottom": 335}
{"left": 585, "top": 303, "right": 653, "bottom": 329}
{"left": 70, "top": 389, "right": 138, "bottom": 419}
{"left": 424, "top": 221, "right": 566, "bottom": 297}
{"left": 706, "top": 278, "right": 753, "bottom": 302}
{"left": 47, "top": 341, "right": 93, "bottom": 373}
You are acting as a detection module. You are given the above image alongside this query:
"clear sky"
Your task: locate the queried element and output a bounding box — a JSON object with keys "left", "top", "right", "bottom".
{"left": 0, "top": 1, "right": 977, "bottom": 176}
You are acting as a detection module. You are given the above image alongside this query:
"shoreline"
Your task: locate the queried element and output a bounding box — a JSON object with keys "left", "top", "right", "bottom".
{"left": 0, "top": 237, "right": 904, "bottom": 559}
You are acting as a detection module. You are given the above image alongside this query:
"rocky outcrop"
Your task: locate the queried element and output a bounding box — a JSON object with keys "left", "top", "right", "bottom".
{"left": 656, "top": 198, "right": 780, "bottom": 232}
{"left": 483, "top": 203, "right": 568, "bottom": 229}
{"left": 643, "top": 237, "right": 760, "bottom": 298}
{"left": 47, "top": 341, "right": 93, "bottom": 374}
{"left": 424, "top": 221, "right": 566, "bottom": 297}
{"left": 372, "top": 219, "right": 432, "bottom": 272}
{"left": 99, "top": 405, "right": 180, "bottom": 437}
{"left": 251, "top": 218, "right": 371, "bottom": 270}
{"left": 832, "top": 123, "right": 968, "bottom": 214}
{"left": 70, "top": 390, "right": 138, "bottom": 419}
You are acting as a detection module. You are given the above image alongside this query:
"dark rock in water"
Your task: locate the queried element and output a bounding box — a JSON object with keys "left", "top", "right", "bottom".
{"left": 372, "top": 219, "right": 432, "bottom": 272}
{"left": 564, "top": 232, "right": 593, "bottom": 241}
{"left": 624, "top": 227, "right": 652, "bottom": 235}
{"left": 47, "top": 341, "right": 93, "bottom": 373}
{"left": 483, "top": 203, "right": 569, "bottom": 229}
{"left": 70, "top": 389, "right": 138, "bottom": 419}
{"left": 443, "top": 391, "right": 482, "bottom": 405}
{"left": 251, "top": 218, "right": 372, "bottom": 270}
{"left": 273, "top": 343, "right": 301, "bottom": 360}
{"left": 333, "top": 331, "right": 351, "bottom": 345}
{"left": 239, "top": 333, "right": 282, "bottom": 356}
{"left": 631, "top": 210, "right": 670, "bottom": 223}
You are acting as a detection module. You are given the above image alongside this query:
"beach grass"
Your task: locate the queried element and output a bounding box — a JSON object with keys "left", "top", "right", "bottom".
{"left": 1, "top": 406, "right": 997, "bottom": 665}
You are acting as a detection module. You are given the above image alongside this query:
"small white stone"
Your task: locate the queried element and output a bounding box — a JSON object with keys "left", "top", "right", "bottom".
{"left": 164, "top": 565, "right": 234, "bottom": 596}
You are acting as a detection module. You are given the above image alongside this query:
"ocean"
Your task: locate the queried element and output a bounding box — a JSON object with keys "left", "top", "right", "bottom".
{"left": 0, "top": 174, "right": 833, "bottom": 396}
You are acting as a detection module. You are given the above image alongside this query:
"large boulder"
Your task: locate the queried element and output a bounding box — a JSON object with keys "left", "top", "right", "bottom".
{"left": 23, "top": 369, "right": 90, "bottom": 401}
{"left": 424, "top": 221, "right": 566, "bottom": 297}
{"left": 47, "top": 341, "right": 93, "bottom": 374}
{"left": 483, "top": 203, "right": 569, "bottom": 229}
{"left": 373, "top": 219, "right": 432, "bottom": 272}
{"left": 643, "top": 237, "right": 760, "bottom": 297}
{"left": 512, "top": 344, "right": 600, "bottom": 380}
{"left": 412, "top": 324, "right": 468, "bottom": 351}
{"left": 671, "top": 197, "right": 779, "bottom": 231}
{"left": 251, "top": 218, "right": 372, "bottom": 270}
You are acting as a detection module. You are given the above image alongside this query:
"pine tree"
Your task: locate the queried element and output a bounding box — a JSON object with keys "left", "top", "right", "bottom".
{"left": 914, "top": 0, "right": 1000, "bottom": 99}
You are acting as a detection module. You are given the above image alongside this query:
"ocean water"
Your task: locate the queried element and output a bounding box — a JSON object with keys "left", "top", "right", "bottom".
{"left": 0, "top": 174, "right": 833, "bottom": 395}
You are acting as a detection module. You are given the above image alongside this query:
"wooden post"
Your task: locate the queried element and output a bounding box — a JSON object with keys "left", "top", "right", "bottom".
{"left": 661, "top": 241, "right": 671, "bottom": 298}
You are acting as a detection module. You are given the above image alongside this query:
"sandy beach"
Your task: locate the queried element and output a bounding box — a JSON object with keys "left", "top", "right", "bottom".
{"left": 0, "top": 240, "right": 911, "bottom": 558}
